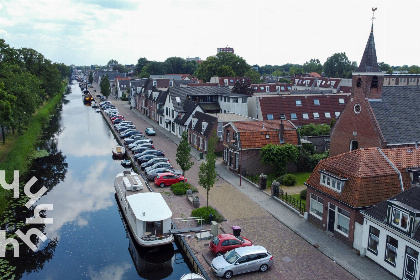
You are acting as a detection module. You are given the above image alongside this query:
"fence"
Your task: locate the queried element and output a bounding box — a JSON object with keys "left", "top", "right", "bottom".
{"left": 275, "top": 192, "right": 306, "bottom": 215}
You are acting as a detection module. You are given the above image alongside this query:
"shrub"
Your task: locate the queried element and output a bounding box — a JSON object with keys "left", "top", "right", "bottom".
{"left": 300, "top": 189, "right": 307, "bottom": 200}
{"left": 191, "top": 206, "right": 223, "bottom": 224}
{"left": 170, "top": 182, "right": 197, "bottom": 195}
{"left": 280, "top": 174, "right": 297, "bottom": 186}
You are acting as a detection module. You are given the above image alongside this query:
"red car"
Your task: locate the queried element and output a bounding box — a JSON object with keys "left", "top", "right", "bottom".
{"left": 209, "top": 234, "right": 253, "bottom": 256}
{"left": 111, "top": 116, "right": 124, "bottom": 123}
{"left": 154, "top": 172, "right": 186, "bottom": 188}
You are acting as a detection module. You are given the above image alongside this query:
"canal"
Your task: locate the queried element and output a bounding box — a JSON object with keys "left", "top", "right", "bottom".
{"left": 4, "top": 82, "right": 192, "bottom": 279}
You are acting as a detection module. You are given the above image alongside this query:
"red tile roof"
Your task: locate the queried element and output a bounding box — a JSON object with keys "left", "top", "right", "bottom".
{"left": 231, "top": 120, "right": 299, "bottom": 149}
{"left": 306, "top": 147, "right": 420, "bottom": 208}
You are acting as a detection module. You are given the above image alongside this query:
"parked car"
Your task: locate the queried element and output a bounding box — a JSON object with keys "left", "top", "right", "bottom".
{"left": 146, "top": 168, "right": 176, "bottom": 181}
{"left": 117, "top": 125, "right": 135, "bottom": 133}
{"left": 154, "top": 172, "right": 186, "bottom": 187}
{"left": 132, "top": 144, "right": 154, "bottom": 154}
{"left": 128, "top": 139, "right": 153, "bottom": 149}
{"left": 134, "top": 150, "right": 165, "bottom": 160}
{"left": 209, "top": 234, "right": 253, "bottom": 256}
{"left": 119, "top": 129, "right": 136, "bottom": 136}
{"left": 120, "top": 130, "right": 142, "bottom": 139}
{"left": 115, "top": 120, "right": 133, "bottom": 127}
{"left": 141, "top": 157, "right": 170, "bottom": 170}
{"left": 145, "top": 162, "right": 173, "bottom": 174}
{"left": 124, "top": 135, "right": 145, "bottom": 145}
{"left": 211, "top": 246, "right": 273, "bottom": 279}
{"left": 145, "top": 127, "right": 156, "bottom": 136}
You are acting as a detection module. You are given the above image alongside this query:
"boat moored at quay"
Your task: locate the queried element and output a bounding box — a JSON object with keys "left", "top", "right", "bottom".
{"left": 114, "top": 171, "right": 174, "bottom": 247}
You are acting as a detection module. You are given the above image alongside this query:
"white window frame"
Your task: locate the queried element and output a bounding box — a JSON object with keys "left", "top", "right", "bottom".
{"left": 335, "top": 112, "right": 341, "bottom": 118}
{"left": 336, "top": 207, "right": 350, "bottom": 236}
{"left": 302, "top": 113, "right": 309, "bottom": 119}
{"left": 314, "top": 99, "right": 320, "bottom": 105}
{"left": 267, "top": 114, "right": 274, "bottom": 120}
{"left": 368, "top": 226, "right": 380, "bottom": 255}
{"left": 310, "top": 193, "right": 324, "bottom": 219}
{"left": 320, "top": 173, "right": 345, "bottom": 193}
{"left": 313, "top": 112, "right": 319, "bottom": 119}
{"left": 391, "top": 207, "right": 410, "bottom": 232}
{"left": 296, "top": 100, "right": 302, "bottom": 106}
{"left": 325, "top": 112, "right": 331, "bottom": 118}
{"left": 339, "top": 98, "right": 345, "bottom": 104}
{"left": 291, "top": 113, "right": 297, "bottom": 120}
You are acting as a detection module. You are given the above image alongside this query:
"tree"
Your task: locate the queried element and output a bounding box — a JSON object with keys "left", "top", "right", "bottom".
{"left": 298, "top": 123, "right": 331, "bottom": 136}
{"left": 113, "top": 64, "right": 127, "bottom": 73}
{"left": 0, "top": 82, "right": 16, "bottom": 143}
{"left": 135, "top": 57, "right": 149, "bottom": 74}
{"left": 100, "top": 74, "right": 111, "bottom": 98}
{"left": 145, "top": 61, "right": 165, "bottom": 75}
{"left": 303, "top": 59, "right": 323, "bottom": 74}
{"left": 231, "top": 77, "right": 254, "bottom": 95}
{"left": 260, "top": 143, "right": 299, "bottom": 176}
{"left": 176, "top": 131, "right": 194, "bottom": 176}
{"left": 88, "top": 72, "right": 93, "bottom": 85}
{"left": 244, "top": 69, "right": 261, "bottom": 83}
{"left": 194, "top": 53, "right": 249, "bottom": 82}
{"left": 216, "top": 65, "right": 235, "bottom": 77}
{"left": 198, "top": 133, "right": 218, "bottom": 208}
{"left": 107, "top": 59, "right": 118, "bottom": 67}
{"left": 323, "top": 52, "right": 357, "bottom": 78}
{"left": 164, "top": 57, "right": 186, "bottom": 74}
{"left": 139, "top": 66, "right": 150, "bottom": 78}
{"left": 272, "top": 69, "right": 283, "bottom": 77}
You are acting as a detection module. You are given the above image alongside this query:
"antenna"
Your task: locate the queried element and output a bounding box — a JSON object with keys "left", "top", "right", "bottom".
{"left": 372, "top": 7, "right": 377, "bottom": 22}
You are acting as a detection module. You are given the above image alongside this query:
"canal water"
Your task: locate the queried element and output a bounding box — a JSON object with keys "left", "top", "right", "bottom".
{"left": 4, "top": 82, "right": 192, "bottom": 279}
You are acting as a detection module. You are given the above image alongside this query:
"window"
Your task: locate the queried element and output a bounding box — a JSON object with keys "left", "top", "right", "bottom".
{"left": 232, "top": 98, "right": 238, "bottom": 103}
{"left": 313, "top": 112, "right": 319, "bottom": 119}
{"left": 291, "top": 113, "right": 297, "bottom": 120}
{"left": 279, "top": 113, "right": 286, "bottom": 120}
{"left": 336, "top": 208, "right": 350, "bottom": 235}
{"left": 325, "top": 112, "right": 331, "bottom": 118}
{"left": 371, "top": 76, "right": 378, "bottom": 88}
{"left": 385, "top": 235, "right": 398, "bottom": 266}
{"left": 391, "top": 207, "right": 410, "bottom": 231}
{"left": 314, "top": 99, "right": 320, "bottom": 105}
{"left": 199, "top": 137, "right": 203, "bottom": 149}
{"left": 310, "top": 193, "right": 324, "bottom": 219}
{"left": 368, "top": 226, "right": 380, "bottom": 255}
{"left": 335, "top": 112, "right": 341, "bottom": 118}
{"left": 266, "top": 86, "right": 269, "bottom": 92}
{"left": 320, "top": 172, "right": 345, "bottom": 192}
{"left": 226, "top": 130, "right": 230, "bottom": 143}
{"left": 242, "top": 97, "right": 247, "bottom": 103}
{"left": 267, "top": 114, "right": 274, "bottom": 120}
{"left": 217, "top": 123, "right": 223, "bottom": 139}
{"left": 260, "top": 86, "right": 264, "bottom": 90}
{"left": 296, "top": 100, "right": 302, "bottom": 106}
{"left": 276, "top": 86, "right": 280, "bottom": 92}
{"left": 357, "top": 77, "right": 362, "bottom": 87}
{"left": 224, "top": 97, "right": 227, "bottom": 102}
{"left": 303, "top": 113, "right": 309, "bottom": 119}
{"left": 281, "top": 86, "right": 285, "bottom": 91}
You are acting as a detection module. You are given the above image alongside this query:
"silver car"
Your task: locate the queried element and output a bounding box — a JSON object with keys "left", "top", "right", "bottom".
{"left": 211, "top": 245, "right": 273, "bottom": 279}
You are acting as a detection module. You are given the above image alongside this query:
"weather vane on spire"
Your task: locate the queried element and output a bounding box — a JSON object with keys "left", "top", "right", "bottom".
{"left": 372, "top": 7, "right": 377, "bottom": 22}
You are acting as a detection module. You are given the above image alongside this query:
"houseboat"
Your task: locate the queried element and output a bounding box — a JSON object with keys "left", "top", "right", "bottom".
{"left": 112, "top": 145, "right": 126, "bottom": 158}
{"left": 114, "top": 171, "right": 174, "bottom": 247}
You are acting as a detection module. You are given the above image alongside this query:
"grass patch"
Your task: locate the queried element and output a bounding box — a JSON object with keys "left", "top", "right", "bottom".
{"left": 170, "top": 182, "right": 198, "bottom": 195}
{"left": 191, "top": 206, "right": 223, "bottom": 224}
{"left": 291, "top": 193, "right": 306, "bottom": 203}
{"left": 293, "top": 172, "right": 312, "bottom": 185}
{"left": 0, "top": 88, "right": 65, "bottom": 215}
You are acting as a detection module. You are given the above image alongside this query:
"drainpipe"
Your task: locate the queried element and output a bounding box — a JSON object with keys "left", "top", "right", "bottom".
{"left": 377, "top": 148, "right": 404, "bottom": 192}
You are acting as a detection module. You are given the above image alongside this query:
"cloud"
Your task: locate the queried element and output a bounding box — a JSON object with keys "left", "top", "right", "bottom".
{"left": 88, "top": 262, "right": 131, "bottom": 280}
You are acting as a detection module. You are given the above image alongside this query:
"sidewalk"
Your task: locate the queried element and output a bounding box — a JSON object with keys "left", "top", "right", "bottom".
{"left": 123, "top": 102, "right": 395, "bottom": 280}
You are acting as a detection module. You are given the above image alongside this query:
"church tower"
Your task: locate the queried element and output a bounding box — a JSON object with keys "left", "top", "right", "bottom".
{"left": 352, "top": 22, "right": 384, "bottom": 100}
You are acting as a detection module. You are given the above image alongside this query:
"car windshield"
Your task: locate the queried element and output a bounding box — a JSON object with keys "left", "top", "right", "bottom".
{"left": 212, "top": 236, "right": 219, "bottom": 245}
{"left": 224, "top": 250, "right": 240, "bottom": 264}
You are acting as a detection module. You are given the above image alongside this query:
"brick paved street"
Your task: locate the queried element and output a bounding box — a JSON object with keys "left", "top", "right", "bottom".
{"left": 94, "top": 85, "right": 396, "bottom": 280}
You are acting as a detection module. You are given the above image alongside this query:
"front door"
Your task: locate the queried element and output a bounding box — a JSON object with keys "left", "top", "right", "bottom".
{"left": 404, "top": 246, "right": 419, "bottom": 280}
{"left": 328, "top": 204, "right": 336, "bottom": 233}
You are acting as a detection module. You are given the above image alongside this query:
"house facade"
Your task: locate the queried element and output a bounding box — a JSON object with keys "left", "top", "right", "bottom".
{"left": 188, "top": 111, "right": 220, "bottom": 153}
{"left": 222, "top": 120, "right": 299, "bottom": 175}
{"left": 305, "top": 147, "right": 420, "bottom": 249}
{"left": 362, "top": 185, "right": 420, "bottom": 280}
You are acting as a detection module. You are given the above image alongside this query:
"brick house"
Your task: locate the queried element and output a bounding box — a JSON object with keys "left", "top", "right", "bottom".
{"left": 188, "top": 111, "right": 220, "bottom": 153}
{"left": 329, "top": 25, "right": 420, "bottom": 157}
{"left": 361, "top": 185, "right": 420, "bottom": 279}
{"left": 305, "top": 147, "right": 420, "bottom": 249}
{"left": 222, "top": 120, "right": 299, "bottom": 175}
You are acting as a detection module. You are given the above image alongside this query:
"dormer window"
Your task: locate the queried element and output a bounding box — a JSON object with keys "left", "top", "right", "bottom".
{"left": 319, "top": 170, "right": 347, "bottom": 193}
{"left": 267, "top": 114, "right": 273, "bottom": 120}
{"left": 296, "top": 100, "right": 302, "bottom": 106}
{"left": 391, "top": 208, "right": 410, "bottom": 231}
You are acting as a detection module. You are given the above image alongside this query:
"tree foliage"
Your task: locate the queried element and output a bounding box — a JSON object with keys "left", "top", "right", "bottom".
{"left": 176, "top": 131, "right": 194, "bottom": 176}
{"left": 88, "top": 72, "right": 93, "bottom": 85}
{"left": 298, "top": 123, "right": 331, "bottom": 136}
{"left": 260, "top": 143, "right": 299, "bottom": 176}
{"left": 244, "top": 69, "right": 261, "bottom": 83}
{"left": 231, "top": 77, "right": 254, "bottom": 95}
{"left": 194, "top": 53, "right": 249, "bottom": 82}
{"left": 303, "top": 58, "right": 323, "bottom": 74}
{"left": 323, "top": 52, "right": 357, "bottom": 78}
{"left": 198, "top": 133, "right": 218, "bottom": 208}
{"left": 0, "top": 82, "right": 16, "bottom": 143}
{"left": 216, "top": 65, "right": 235, "bottom": 77}
{"left": 100, "top": 74, "right": 111, "bottom": 98}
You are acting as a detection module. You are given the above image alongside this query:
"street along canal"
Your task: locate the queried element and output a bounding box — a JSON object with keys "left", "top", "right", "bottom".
{"left": 2, "top": 81, "right": 192, "bottom": 279}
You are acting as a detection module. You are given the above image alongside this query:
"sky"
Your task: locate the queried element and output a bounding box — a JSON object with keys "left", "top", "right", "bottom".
{"left": 1, "top": 0, "right": 419, "bottom": 68}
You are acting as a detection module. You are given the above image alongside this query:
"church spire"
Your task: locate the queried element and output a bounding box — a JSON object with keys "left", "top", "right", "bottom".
{"left": 357, "top": 8, "right": 381, "bottom": 72}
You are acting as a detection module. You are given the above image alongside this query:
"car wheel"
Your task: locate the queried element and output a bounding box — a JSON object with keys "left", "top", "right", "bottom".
{"left": 160, "top": 183, "right": 165, "bottom": 188}
{"left": 260, "top": 264, "right": 268, "bottom": 272}
{"left": 224, "top": 271, "right": 233, "bottom": 279}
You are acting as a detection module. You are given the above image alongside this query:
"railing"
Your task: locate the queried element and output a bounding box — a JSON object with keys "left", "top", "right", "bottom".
{"left": 274, "top": 192, "right": 306, "bottom": 215}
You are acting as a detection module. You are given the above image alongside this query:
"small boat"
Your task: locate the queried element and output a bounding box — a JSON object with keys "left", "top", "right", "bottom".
{"left": 112, "top": 146, "right": 125, "bottom": 158}
{"left": 180, "top": 273, "right": 206, "bottom": 280}
{"left": 114, "top": 171, "right": 174, "bottom": 247}
{"left": 121, "top": 159, "right": 132, "bottom": 167}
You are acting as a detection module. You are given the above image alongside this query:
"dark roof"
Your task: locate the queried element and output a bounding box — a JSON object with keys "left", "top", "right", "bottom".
{"left": 168, "top": 86, "right": 230, "bottom": 112}
{"left": 174, "top": 100, "right": 197, "bottom": 125}
{"left": 363, "top": 186, "right": 420, "bottom": 242}
{"left": 189, "top": 111, "right": 218, "bottom": 138}
{"left": 199, "top": 103, "right": 220, "bottom": 113}
{"left": 369, "top": 86, "right": 420, "bottom": 145}
{"left": 357, "top": 26, "right": 381, "bottom": 72}
{"left": 156, "top": 90, "right": 168, "bottom": 115}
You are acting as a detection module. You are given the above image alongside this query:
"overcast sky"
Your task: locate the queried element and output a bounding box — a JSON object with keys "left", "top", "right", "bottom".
{"left": 1, "top": 0, "right": 419, "bottom": 68}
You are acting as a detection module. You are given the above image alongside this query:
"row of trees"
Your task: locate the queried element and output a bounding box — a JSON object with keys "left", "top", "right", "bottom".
{"left": 0, "top": 39, "right": 71, "bottom": 143}
{"left": 135, "top": 57, "right": 199, "bottom": 77}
